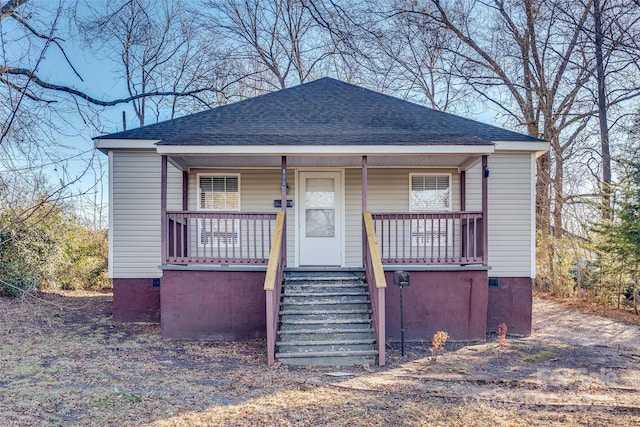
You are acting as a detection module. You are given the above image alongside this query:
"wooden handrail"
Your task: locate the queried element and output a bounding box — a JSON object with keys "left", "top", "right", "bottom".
{"left": 363, "top": 210, "right": 387, "bottom": 366}
{"left": 264, "top": 210, "right": 285, "bottom": 366}
{"left": 264, "top": 211, "right": 285, "bottom": 291}
{"left": 363, "top": 211, "right": 386, "bottom": 289}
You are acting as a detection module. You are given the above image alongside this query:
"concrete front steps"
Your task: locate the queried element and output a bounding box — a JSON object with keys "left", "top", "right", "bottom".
{"left": 275, "top": 269, "right": 378, "bottom": 366}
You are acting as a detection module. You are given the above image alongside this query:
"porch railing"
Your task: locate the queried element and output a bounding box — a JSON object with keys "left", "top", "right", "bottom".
{"left": 165, "top": 211, "right": 278, "bottom": 265}
{"left": 370, "top": 211, "right": 485, "bottom": 265}
{"left": 363, "top": 211, "right": 387, "bottom": 367}
{"left": 264, "top": 211, "right": 286, "bottom": 367}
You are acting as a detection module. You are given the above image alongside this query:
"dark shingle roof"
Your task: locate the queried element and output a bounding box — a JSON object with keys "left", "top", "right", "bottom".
{"left": 98, "top": 77, "right": 542, "bottom": 145}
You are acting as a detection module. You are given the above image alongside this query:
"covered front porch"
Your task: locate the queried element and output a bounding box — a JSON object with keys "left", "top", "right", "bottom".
{"left": 158, "top": 151, "right": 490, "bottom": 366}
{"left": 159, "top": 154, "right": 489, "bottom": 269}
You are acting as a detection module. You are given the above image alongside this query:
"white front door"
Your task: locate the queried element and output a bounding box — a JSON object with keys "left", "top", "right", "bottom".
{"left": 299, "top": 171, "right": 342, "bottom": 266}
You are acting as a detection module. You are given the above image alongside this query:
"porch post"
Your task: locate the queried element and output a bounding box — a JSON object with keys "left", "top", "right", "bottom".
{"left": 161, "top": 155, "right": 168, "bottom": 265}
{"left": 362, "top": 156, "right": 368, "bottom": 211}
{"left": 482, "top": 155, "right": 488, "bottom": 265}
{"left": 281, "top": 156, "right": 287, "bottom": 266}
{"left": 362, "top": 156, "right": 368, "bottom": 266}
{"left": 182, "top": 170, "right": 188, "bottom": 211}
{"left": 460, "top": 170, "right": 466, "bottom": 211}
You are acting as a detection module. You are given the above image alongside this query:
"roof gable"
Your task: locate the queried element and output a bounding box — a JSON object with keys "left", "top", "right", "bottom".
{"left": 98, "top": 77, "right": 543, "bottom": 146}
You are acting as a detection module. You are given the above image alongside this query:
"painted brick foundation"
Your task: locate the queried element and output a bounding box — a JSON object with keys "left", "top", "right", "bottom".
{"left": 486, "top": 277, "right": 532, "bottom": 335}
{"left": 112, "top": 278, "right": 161, "bottom": 323}
{"left": 384, "top": 270, "right": 488, "bottom": 342}
{"left": 114, "top": 270, "right": 531, "bottom": 342}
{"left": 160, "top": 270, "right": 266, "bottom": 340}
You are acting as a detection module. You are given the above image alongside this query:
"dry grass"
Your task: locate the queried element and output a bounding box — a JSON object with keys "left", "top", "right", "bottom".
{"left": 536, "top": 291, "right": 640, "bottom": 326}
{"left": 1, "top": 290, "right": 640, "bottom": 426}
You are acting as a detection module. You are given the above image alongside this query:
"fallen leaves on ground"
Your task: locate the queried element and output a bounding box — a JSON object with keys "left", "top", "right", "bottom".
{"left": 1, "top": 290, "right": 639, "bottom": 426}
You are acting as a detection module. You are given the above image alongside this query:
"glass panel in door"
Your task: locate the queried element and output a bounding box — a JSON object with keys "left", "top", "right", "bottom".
{"left": 305, "top": 178, "right": 335, "bottom": 237}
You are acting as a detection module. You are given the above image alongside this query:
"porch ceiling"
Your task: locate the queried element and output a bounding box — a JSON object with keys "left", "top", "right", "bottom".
{"left": 171, "top": 154, "right": 482, "bottom": 171}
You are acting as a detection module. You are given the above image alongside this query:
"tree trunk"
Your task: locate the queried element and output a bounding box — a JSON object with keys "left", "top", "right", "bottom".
{"left": 553, "top": 141, "right": 564, "bottom": 238}
{"left": 593, "top": 0, "right": 612, "bottom": 219}
{"left": 536, "top": 153, "right": 551, "bottom": 235}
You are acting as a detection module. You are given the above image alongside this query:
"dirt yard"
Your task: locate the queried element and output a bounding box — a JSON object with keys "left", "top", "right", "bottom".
{"left": 1, "top": 291, "right": 640, "bottom": 426}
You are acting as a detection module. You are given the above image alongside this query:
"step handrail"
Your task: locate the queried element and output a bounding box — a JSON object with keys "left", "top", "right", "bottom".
{"left": 363, "top": 211, "right": 387, "bottom": 289}
{"left": 264, "top": 211, "right": 286, "bottom": 366}
{"left": 363, "top": 210, "right": 386, "bottom": 366}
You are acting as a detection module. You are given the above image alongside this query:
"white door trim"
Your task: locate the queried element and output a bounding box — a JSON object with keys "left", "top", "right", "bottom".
{"left": 295, "top": 169, "right": 345, "bottom": 267}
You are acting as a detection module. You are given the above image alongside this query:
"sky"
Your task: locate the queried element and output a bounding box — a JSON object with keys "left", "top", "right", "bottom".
{"left": 4, "top": 0, "right": 504, "bottom": 228}
{"left": 2, "top": 1, "right": 141, "bottom": 227}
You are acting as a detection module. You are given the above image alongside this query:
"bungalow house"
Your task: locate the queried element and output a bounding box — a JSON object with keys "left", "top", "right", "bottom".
{"left": 95, "top": 78, "right": 548, "bottom": 366}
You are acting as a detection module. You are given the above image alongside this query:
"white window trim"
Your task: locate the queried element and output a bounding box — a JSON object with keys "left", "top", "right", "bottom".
{"left": 196, "top": 173, "right": 241, "bottom": 248}
{"left": 196, "top": 173, "right": 241, "bottom": 211}
{"left": 409, "top": 173, "right": 453, "bottom": 248}
{"left": 408, "top": 173, "right": 452, "bottom": 212}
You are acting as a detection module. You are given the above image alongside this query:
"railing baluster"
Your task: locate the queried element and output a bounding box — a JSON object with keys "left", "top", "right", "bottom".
{"left": 195, "top": 213, "right": 200, "bottom": 261}
{"left": 444, "top": 214, "right": 448, "bottom": 262}
{"left": 468, "top": 213, "right": 472, "bottom": 262}
{"left": 268, "top": 216, "right": 272, "bottom": 259}
{"left": 468, "top": 213, "right": 472, "bottom": 261}
{"left": 401, "top": 214, "right": 405, "bottom": 262}
{"left": 474, "top": 214, "right": 479, "bottom": 261}
{"left": 462, "top": 213, "right": 467, "bottom": 262}
{"left": 252, "top": 216, "right": 257, "bottom": 263}
{"left": 220, "top": 213, "right": 225, "bottom": 262}
{"left": 172, "top": 214, "right": 177, "bottom": 262}
{"left": 409, "top": 218, "right": 418, "bottom": 259}
{"left": 451, "top": 213, "right": 455, "bottom": 262}
{"left": 260, "top": 216, "right": 265, "bottom": 261}
{"left": 470, "top": 213, "right": 474, "bottom": 262}
{"left": 383, "top": 217, "right": 387, "bottom": 262}
{"left": 429, "top": 215, "right": 434, "bottom": 263}
{"left": 230, "top": 214, "right": 235, "bottom": 262}
{"left": 472, "top": 214, "right": 476, "bottom": 262}
{"left": 380, "top": 218, "right": 385, "bottom": 262}
{"left": 420, "top": 215, "right": 425, "bottom": 263}
{"left": 447, "top": 213, "right": 451, "bottom": 262}
{"left": 222, "top": 213, "right": 226, "bottom": 261}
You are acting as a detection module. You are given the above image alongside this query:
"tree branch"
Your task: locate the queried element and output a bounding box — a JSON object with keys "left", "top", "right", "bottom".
{"left": 0, "top": 76, "right": 54, "bottom": 103}
{"left": 0, "top": 0, "right": 28, "bottom": 20}
{"left": 0, "top": 65, "right": 220, "bottom": 107}
{"left": 9, "top": 13, "right": 83, "bottom": 81}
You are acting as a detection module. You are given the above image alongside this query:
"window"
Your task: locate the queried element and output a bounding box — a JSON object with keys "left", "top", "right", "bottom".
{"left": 199, "top": 175, "right": 239, "bottom": 210}
{"left": 409, "top": 174, "right": 452, "bottom": 247}
{"left": 198, "top": 174, "right": 240, "bottom": 247}
{"left": 410, "top": 174, "right": 450, "bottom": 211}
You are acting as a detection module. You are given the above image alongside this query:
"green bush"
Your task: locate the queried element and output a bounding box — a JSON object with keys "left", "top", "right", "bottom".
{"left": 0, "top": 200, "right": 110, "bottom": 296}
{"left": 56, "top": 224, "right": 110, "bottom": 291}
{"left": 535, "top": 232, "right": 578, "bottom": 297}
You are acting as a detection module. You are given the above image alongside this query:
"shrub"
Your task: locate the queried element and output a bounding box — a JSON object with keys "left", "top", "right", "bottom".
{"left": 0, "top": 200, "right": 110, "bottom": 296}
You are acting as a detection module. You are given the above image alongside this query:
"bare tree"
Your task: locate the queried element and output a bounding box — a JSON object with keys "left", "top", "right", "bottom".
{"left": 1, "top": 0, "right": 92, "bottom": 196}
{"left": 1, "top": 0, "right": 240, "bottom": 125}
{"left": 79, "top": 0, "right": 240, "bottom": 126}
{"left": 581, "top": 0, "right": 640, "bottom": 219}
{"left": 593, "top": 0, "right": 611, "bottom": 218}
{"left": 201, "top": 0, "right": 335, "bottom": 91}
{"left": 0, "top": 0, "right": 113, "bottom": 266}
{"left": 349, "top": 0, "right": 476, "bottom": 111}
{"left": 382, "top": 0, "right": 604, "bottom": 239}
